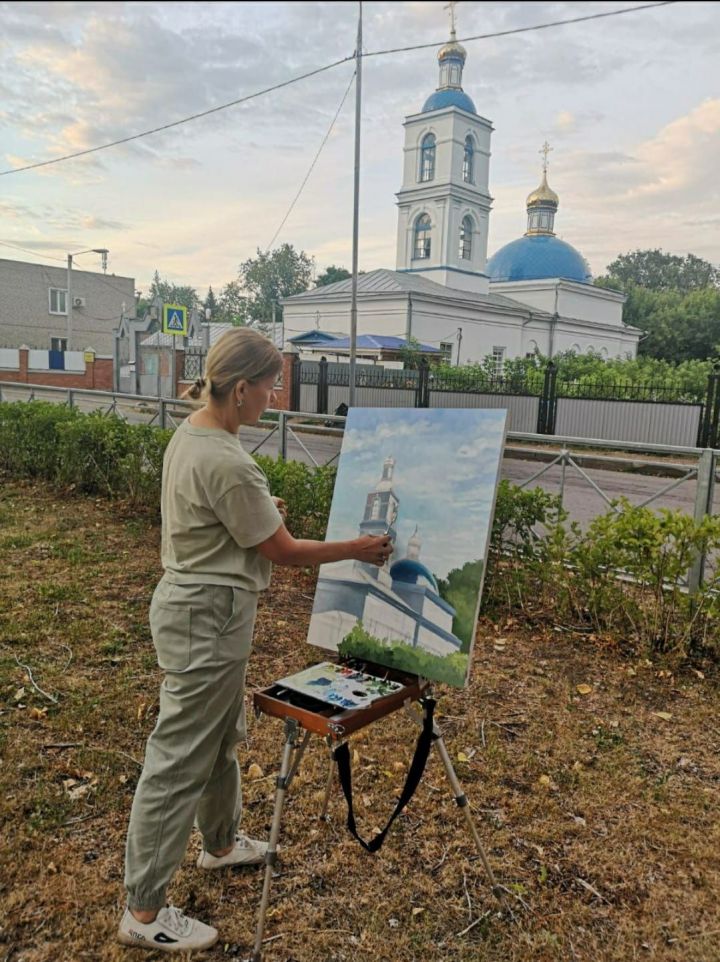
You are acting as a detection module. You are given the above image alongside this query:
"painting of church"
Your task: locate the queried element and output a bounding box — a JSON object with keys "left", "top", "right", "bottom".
{"left": 306, "top": 407, "right": 506, "bottom": 687}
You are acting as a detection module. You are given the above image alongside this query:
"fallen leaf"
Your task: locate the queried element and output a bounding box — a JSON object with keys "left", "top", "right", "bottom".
{"left": 626, "top": 667, "right": 637, "bottom": 677}
{"left": 352, "top": 749, "right": 361, "bottom": 765}
{"left": 576, "top": 684, "right": 593, "bottom": 695}
{"left": 652, "top": 711, "right": 672, "bottom": 722}
{"left": 538, "top": 774, "right": 552, "bottom": 787}
{"left": 247, "top": 763, "right": 264, "bottom": 779}
{"left": 411, "top": 907, "right": 425, "bottom": 917}
{"left": 457, "top": 751, "right": 469, "bottom": 763}
{"left": 13, "top": 687, "right": 26, "bottom": 703}
{"left": 29, "top": 707, "right": 47, "bottom": 720}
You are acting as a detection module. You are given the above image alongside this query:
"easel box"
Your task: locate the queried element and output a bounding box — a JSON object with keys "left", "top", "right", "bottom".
{"left": 254, "top": 661, "right": 429, "bottom": 738}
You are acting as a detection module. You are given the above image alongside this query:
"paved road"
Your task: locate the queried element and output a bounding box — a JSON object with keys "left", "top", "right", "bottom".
{"left": 2, "top": 386, "right": 716, "bottom": 525}
{"left": 235, "top": 422, "right": 718, "bottom": 527}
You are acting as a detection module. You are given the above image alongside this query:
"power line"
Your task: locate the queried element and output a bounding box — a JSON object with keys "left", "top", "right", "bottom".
{"left": 0, "top": 55, "right": 354, "bottom": 178}
{"left": 363, "top": 1, "right": 680, "bottom": 58}
{"left": 0, "top": 2, "right": 680, "bottom": 179}
{"left": 0, "top": 239, "right": 66, "bottom": 262}
{"left": 267, "top": 70, "right": 356, "bottom": 249}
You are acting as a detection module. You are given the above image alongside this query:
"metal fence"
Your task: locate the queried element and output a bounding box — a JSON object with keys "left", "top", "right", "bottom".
{"left": 2, "top": 379, "right": 718, "bottom": 592}
{"left": 295, "top": 357, "right": 720, "bottom": 449}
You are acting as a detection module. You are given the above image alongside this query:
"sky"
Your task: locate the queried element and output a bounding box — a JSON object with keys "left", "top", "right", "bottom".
{"left": 0, "top": 1, "right": 718, "bottom": 298}
{"left": 324, "top": 407, "right": 506, "bottom": 580}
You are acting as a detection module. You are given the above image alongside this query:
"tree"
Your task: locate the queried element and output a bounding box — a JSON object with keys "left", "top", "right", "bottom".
{"left": 315, "top": 265, "right": 351, "bottom": 287}
{"left": 237, "top": 244, "right": 313, "bottom": 326}
{"left": 144, "top": 270, "right": 199, "bottom": 312}
{"left": 204, "top": 285, "right": 218, "bottom": 319}
{"left": 216, "top": 280, "right": 248, "bottom": 327}
{"left": 598, "top": 249, "right": 720, "bottom": 293}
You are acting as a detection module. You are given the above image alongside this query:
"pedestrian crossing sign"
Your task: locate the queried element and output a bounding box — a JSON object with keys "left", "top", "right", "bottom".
{"left": 162, "top": 304, "right": 188, "bottom": 336}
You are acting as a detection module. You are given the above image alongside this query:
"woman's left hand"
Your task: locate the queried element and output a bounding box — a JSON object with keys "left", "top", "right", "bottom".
{"left": 272, "top": 496, "right": 288, "bottom": 521}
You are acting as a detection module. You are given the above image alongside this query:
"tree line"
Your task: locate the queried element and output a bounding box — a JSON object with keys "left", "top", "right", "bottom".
{"left": 137, "top": 245, "right": 719, "bottom": 366}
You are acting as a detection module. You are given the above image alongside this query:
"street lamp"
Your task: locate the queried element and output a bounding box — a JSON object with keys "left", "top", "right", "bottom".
{"left": 66, "top": 247, "right": 109, "bottom": 349}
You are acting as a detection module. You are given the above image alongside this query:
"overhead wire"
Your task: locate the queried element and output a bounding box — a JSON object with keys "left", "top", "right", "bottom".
{"left": 0, "top": 1, "right": 680, "bottom": 178}
{"left": 363, "top": 1, "right": 679, "bottom": 58}
{"left": 267, "top": 68, "right": 356, "bottom": 249}
{"left": 0, "top": 55, "right": 355, "bottom": 177}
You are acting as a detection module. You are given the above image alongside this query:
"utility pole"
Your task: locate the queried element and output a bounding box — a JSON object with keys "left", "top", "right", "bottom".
{"left": 348, "top": 1, "right": 362, "bottom": 408}
{"left": 456, "top": 326, "right": 463, "bottom": 366}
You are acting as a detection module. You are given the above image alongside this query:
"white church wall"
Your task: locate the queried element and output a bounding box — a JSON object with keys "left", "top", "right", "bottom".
{"left": 491, "top": 279, "right": 625, "bottom": 328}
{"left": 363, "top": 594, "right": 417, "bottom": 646}
{"left": 421, "top": 597, "right": 453, "bottom": 634}
{"left": 416, "top": 625, "right": 458, "bottom": 657}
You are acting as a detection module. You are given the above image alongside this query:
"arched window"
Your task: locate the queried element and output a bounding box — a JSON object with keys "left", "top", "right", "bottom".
{"left": 419, "top": 134, "right": 436, "bottom": 182}
{"left": 463, "top": 135, "right": 474, "bottom": 183}
{"left": 413, "top": 214, "right": 431, "bottom": 260}
{"left": 459, "top": 215, "right": 473, "bottom": 260}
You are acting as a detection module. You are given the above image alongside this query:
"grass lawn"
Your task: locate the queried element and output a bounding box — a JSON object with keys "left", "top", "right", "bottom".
{"left": 1, "top": 478, "right": 719, "bottom": 962}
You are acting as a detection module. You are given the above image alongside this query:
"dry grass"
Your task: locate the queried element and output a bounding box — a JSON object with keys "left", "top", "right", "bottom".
{"left": 1, "top": 478, "right": 719, "bottom": 962}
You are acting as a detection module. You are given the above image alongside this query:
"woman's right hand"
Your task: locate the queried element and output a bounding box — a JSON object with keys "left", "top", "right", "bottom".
{"left": 354, "top": 534, "right": 393, "bottom": 567}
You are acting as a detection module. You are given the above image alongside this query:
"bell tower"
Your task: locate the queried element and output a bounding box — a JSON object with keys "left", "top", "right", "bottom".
{"left": 395, "top": 9, "right": 493, "bottom": 294}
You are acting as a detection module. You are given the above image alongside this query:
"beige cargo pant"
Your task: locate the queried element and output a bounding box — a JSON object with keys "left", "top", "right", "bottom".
{"left": 124, "top": 578, "right": 257, "bottom": 911}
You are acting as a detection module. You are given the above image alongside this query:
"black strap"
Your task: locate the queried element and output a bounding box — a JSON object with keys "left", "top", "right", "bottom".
{"left": 332, "top": 698, "right": 436, "bottom": 853}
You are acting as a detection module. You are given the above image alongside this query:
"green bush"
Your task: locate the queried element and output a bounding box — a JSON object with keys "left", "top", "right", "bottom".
{"left": 338, "top": 622, "right": 469, "bottom": 687}
{"left": 0, "top": 401, "right": 79, "bottom": 479}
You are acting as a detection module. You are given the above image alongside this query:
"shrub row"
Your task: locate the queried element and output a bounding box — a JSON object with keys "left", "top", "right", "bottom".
{"left": 1, "top": 400, "right": 717, "bottom": 659}
{"left": 0, "top": 401, "right": 332, "bottom": 538}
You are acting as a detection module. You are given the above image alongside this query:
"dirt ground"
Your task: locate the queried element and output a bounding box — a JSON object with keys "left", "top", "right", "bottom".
{"left": 1, "top": 479, "right": 719, "bottom": 962}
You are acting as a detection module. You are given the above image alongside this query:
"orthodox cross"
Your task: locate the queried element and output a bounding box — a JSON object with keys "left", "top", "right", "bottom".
{"left": 539, "top": 140, "right": 553, "bottom": 174}
{"left": 444, "top": 0, "right": 459, "bottom": 38}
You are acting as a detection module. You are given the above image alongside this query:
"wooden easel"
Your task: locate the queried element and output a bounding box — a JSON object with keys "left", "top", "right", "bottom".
{"left": 248, "top": 660, "right": 507, "bottom": 961}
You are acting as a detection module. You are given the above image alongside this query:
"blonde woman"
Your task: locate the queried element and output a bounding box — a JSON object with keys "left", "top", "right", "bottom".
{"left": 118, "top": 328, "right": 392, "bottom": 953}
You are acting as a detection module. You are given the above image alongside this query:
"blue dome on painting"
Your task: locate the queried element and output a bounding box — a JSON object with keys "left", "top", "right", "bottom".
{"left": 390, "top": 558, "right": 439, "bottom": 593}
{"left": 422, "top": 88, "right": 476, "bottom": 115}
{"left": 487, "top": 234, "right": 592, "bottom": 284}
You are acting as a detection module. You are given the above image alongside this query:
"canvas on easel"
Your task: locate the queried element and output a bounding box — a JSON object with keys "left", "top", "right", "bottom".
{"left": 306, "top": 408, "right": 507, "bottom": 687}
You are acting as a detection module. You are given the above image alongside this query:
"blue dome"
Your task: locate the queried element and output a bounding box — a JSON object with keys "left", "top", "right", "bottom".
{"left": 487, "top": 234, "right": 592, "bottom": 284}
{"left": 390, "top": 559, "right": 439, "bottom": 593}
{"left": 422, "top": 89, "right": 476, "bottom": 114}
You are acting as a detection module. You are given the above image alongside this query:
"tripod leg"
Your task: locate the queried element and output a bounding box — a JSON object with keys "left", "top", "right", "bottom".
{"left": 432, "top": 730, "right": 509, "bottom": 913}
{"left": 250, "top": 718, "right": 299, "bottom": 962}
{"left": 285, "top": 728, "right": 312, "bottom": 791}
{"left": 319, "top": 748, "right": 336, "bottom": 821}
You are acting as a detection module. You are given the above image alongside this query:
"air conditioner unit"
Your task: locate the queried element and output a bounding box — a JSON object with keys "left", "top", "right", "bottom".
{"left": 73, "top": 296, "right": 86, "bottom": 308}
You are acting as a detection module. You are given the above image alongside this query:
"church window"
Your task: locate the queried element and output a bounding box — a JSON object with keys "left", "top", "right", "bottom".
{"left": 459, "top": 215, "right": 473, "bottom": 260}
{"left": 463, "top": 136, "right": 474, "bottom": 183}
{"left": 419, "top": 134, "right": 436, "bottom": 182}
{"left": 413, "top": 214, "right": 432, "bottom": 260}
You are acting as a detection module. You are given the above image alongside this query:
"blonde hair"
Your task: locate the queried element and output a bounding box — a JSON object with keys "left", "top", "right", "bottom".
{"left": 183, "top": 328, "right": 282, "bottom": 403}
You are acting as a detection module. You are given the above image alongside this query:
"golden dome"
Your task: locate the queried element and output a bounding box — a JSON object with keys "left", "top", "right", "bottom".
{"left": 438, "top": 38, "right": 467, "bottom": 62}
{"left": 526, "top": 171, "right": 559, "bottom": 208}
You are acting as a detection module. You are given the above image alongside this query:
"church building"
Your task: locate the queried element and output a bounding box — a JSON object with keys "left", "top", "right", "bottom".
{"left": 307, "top": 456, "right": 463, "bottom": 659}
{"left": 283, "top": 20, "right": 640, "bottom": 365}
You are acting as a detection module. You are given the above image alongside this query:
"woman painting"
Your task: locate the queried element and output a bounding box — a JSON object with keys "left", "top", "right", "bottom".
{"left": 118, "top": 328, "right": 392, "bottom": 953}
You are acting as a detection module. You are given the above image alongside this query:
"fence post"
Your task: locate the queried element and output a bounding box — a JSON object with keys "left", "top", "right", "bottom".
{"left": 278, "top": 411, "right": 288, "bottom": 461}
{"left": 687, "top": 448, "right": 716, "bottom": 594}
{"left": 416, "top": 358, "right": 429, "bottom": 408}
{"left": 289, "top": 353, "right": 301, "bottom": 412}
{"left": 698, "top": 362, "right": 720, "bottom": 448}
{"left": 537, "top": 361, "right": 557, "bottom": 433}
{"left": 318, "top": 356, "right": 328, "bottom": 414}
{"left": 159, "top": 398, "right": 167, "bottom": 430}
{"left": 67, "top": 389, "right": 74, "bottom": 409}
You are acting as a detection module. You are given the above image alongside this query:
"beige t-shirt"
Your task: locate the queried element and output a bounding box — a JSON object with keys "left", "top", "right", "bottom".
{"left": 160, "top": 419, "right": 283, "bottom": 592}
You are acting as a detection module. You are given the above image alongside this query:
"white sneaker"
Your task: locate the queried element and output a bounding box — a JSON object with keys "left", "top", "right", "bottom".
{"left": 196, "top": 833, "right": 269, "bottom": 870}
{"left": 117, "top": 905, "right": 218, "bottom": 953}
